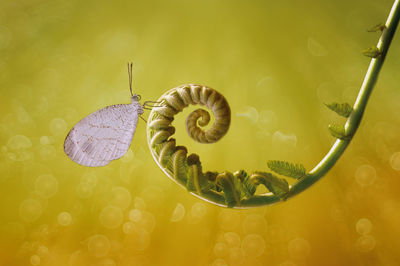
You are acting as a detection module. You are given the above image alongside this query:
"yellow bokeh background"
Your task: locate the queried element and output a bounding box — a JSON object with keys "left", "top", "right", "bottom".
{"left": 1, "top": 0, "right": 400, "bottom": 265}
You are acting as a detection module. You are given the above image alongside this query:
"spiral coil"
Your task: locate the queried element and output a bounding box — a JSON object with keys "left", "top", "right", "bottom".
{"left": 147, "top": 84, "right": 293, "bottom": 208}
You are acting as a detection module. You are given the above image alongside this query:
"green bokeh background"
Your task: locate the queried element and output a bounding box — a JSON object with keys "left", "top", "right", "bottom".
{"left": 1, "top": 0, "right": 400, "bottom": 265}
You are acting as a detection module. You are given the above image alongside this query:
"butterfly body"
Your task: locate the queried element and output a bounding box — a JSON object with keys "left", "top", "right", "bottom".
{"left": 64, "top": 96, "right": 143, "bottom": 167}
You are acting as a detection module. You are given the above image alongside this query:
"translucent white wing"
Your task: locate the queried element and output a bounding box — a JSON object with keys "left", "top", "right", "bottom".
{"left": 64, "top": 102, "right": 142, "bottom": 167}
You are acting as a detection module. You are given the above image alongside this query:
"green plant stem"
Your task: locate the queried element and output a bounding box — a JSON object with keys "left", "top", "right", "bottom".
{"left": 289, "top": 0, "right": 400, "bottom": 197}
{"left": 239, "top": 0, "right": 400, "bottom": 207}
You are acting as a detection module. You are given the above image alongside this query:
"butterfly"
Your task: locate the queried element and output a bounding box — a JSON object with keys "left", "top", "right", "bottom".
{"left": 64, "top": 63, "right": 156, "bottom": 167}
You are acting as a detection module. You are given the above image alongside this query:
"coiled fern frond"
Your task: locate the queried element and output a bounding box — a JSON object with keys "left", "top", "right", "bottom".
{"left": 146, "top": 0, "right": 400, "bottom": 208}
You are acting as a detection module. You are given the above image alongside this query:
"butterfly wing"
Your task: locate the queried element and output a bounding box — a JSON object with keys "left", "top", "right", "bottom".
{"left": 64, "top": 103, "right": 141, "bottom": 167}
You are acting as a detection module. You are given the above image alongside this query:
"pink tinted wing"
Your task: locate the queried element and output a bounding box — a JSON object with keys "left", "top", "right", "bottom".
{"left": 64, "top": 103, "right": 140, "bottom": 167}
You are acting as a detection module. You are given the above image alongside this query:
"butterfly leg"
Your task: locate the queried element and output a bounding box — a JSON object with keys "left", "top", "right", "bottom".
{"left": 143, "top": 101, "right": 162, "bottom": 108}
{"left": 139, "top": 115, "right": 147, "bottom": 123}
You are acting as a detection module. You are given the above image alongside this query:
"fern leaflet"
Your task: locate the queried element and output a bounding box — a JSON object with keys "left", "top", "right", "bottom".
{"left": 325, "top": 102, "right": 353, "bottom": 117}
{"left": 267, "top": 160, "right": 306, "bottom": 179}
{"left": 367, "top": 22, "right": 386, "bottom": 32}
{"left": 363, "top": 46, "right": 382, "bottom": 58}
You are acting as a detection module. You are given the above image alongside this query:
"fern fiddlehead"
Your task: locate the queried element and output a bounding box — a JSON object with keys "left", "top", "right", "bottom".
{"left": 147, "top": 0, "right": 400, "bottom": 208}
{"left": 147, "top": 84, "right": 304, "bottom": 207}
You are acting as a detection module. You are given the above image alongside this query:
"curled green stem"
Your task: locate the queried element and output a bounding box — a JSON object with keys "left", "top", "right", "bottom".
{"left": 147, "top": 0, "right": 400, "bottom": 208}
{"left": 288, "top": 0, "right": 400, "bottom": 199}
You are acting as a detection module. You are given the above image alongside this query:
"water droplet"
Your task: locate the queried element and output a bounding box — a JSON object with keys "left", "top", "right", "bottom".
{"left": 236, "top": 106, "right": 259, "bottom": 124}
{"left": 35, "top": 174, "right": 58, "bottom": 199}
{"left": 88, "top": 234, "right": 111, "bottom": 258}
{"left": 288, "top": 237, "right": 311, "bottom": 260}
{"left": 58, "top": 212, "right": 72, "bottom": 226}
{"left": 170, "top": 203, "right": 185, "bottom": 222}
{"left": 356, "top": 235, "right": 376, "bottom": 252}
{"left": 212, "top": 258, "right": 228, "bottom": 266}
{"left": 30, "top": 254, "right": 41, "bottom": 265}
{"left": 355, "top": 164, "right": 376, "bottom": 186}
{"left": 356, "top": 218, "right": 372, "bottom": 235}
{"left": 99, "top": 205, "right": 123, "bottom": 229}
{"left": 390, "top": 152, "right": 400, "bottom": 171}
{"left": 19, "top": 199, "right": 43, "bottom": 223}
{"left": 307, "top": 37, "right": 328, "bottom": 56}
{"left": 191, "top": 202, "right": 206, "bottom": 218}
{"left": 243, "top": 214, "right": 267, "bottom": 235}
{"left": 49, "top": 118, "right": 67, "bottom": 136}
{"left": 7, "top": 135, "right": 32, "bottom": 150}
{"left": 214, "top": 242, "right": 229, "bottom": 258}
{"left": 129, "top": 209, "right": 142, "bottom": 222}
{"left": 223, "top": 232, "right": 241, "bottom": 248}
{"left": 123, "top": 221, "right": 137, "bottom": 234}
{"left": 111, "top": 186, "right": 131, "bottom": 210}
{"left": 241, "top": 234, "right": 265, "bottom": 258}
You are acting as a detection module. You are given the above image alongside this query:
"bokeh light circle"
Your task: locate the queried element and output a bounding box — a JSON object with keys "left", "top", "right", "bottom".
{"left": 99, "top": 205, "right": 123, "bottom": 229}
{"left": 288, "top": 237, "right": 311, "bottom": 260}
{"left": 356, "top": 218, "right": 372, "bottom": 235}
{"left": 35, "top": 174, "right": 58, "bottom": 199}
{"left": 88, "top": 234, "right": 111, "bottom": 258}
{"left": 19, "top": 198, "right": 43, "bottom": 223}
{"left": 58, "top": 211, "right": 72, "bottom": 226}
{"left": 241, "top": 234, "right": 265, "bottom": 258}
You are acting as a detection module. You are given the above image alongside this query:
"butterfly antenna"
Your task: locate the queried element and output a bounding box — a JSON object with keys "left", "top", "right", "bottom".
{"left": 127, "top": 62, "right": 133, "bottom": 97}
